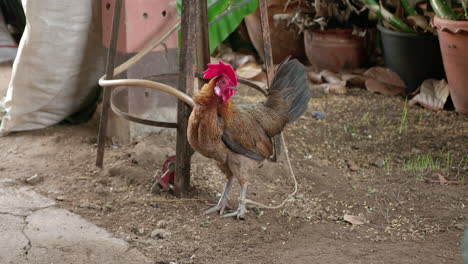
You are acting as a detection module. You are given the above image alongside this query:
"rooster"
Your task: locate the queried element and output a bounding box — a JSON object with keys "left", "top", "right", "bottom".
{"left": 188, "top": 58, "right": 310, "bottom": 219}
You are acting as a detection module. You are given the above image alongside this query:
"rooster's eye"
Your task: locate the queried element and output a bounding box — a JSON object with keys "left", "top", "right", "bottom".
{"left": 221, "top": 80, "right": 225, "bottom": 85}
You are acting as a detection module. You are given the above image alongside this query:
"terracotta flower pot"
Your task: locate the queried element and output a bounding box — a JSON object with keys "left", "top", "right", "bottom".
{"left": 244, "top": 0, "right": 306, "bottom": 64}
{"left": 304, "top": 28, "right": 367, "bottom": 72}
{"left": 433, "top": 16, "right": 468, "bottom": 115}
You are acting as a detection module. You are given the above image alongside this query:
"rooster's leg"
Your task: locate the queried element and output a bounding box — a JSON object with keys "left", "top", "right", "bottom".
{"left": 204, "top": 177, "right": 234, "bottom": 215}
{"left": 222, "top": 183, "right": 248, "bottom": 220}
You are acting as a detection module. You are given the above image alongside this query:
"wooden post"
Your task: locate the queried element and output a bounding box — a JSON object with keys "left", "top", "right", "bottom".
{"left": 96, "top": 0, "right": 122, "bottom": 168}
{"left": 174, "top": 0, "right": 197, "bottom": 194}
{"left": 196, "top": 0, "right": 211, "bottom": 75}
{"left": 259, "top": 0, "right": 282, "bottom": 161}
{"left": 259, "top": 0, "right": 273, "bottom": 88}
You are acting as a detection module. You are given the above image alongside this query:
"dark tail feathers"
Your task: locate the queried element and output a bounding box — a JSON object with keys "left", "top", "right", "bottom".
{"left": 268, "top": 58, "right": 310, "bottom": 122}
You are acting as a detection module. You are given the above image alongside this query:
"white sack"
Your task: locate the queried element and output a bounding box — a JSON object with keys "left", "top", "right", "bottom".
{"left": 0, "top": 0, "right": 105, "bottom": 134}
{"left": 0, "top": 11, "right": 17, "bottom": 63}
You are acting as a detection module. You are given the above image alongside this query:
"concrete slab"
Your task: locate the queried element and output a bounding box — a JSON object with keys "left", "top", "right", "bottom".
{"left": 0, "top": 179, "right": 150, "bottom": 264}
{"left": 0, "top": 214, "right": 29, "bottom": 264}
{"left": 0, "top": 184, "right": 55, "bottom": 216}
{"left": 25, "top": 208, "right": 150, "bottom": 264}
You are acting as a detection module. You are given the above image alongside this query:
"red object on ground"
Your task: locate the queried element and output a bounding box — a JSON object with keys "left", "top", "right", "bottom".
{"left": 158, "top": 155, "right": 176, "bottom": 191}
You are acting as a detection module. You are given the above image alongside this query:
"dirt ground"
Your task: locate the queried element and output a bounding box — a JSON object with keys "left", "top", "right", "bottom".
{"left": 1, "top": 83, "right": 467, "bottom": 264}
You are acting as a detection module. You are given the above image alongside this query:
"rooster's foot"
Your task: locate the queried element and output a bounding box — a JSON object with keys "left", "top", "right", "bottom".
{"left": 204, "top": 178, "right": 234, "bottom": 216}
{"left": 204, "top": 202, "right": 231, "bottom": 216}
{"left": 222, "top": 204, "right": 247, "bottom": 220}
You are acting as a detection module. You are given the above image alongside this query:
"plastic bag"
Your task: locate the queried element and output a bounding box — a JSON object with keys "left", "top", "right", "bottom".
{"left": 0, "top": 0, "right": 105, "bottom": 135}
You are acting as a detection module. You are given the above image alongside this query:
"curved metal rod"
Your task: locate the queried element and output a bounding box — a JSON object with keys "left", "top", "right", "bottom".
{"left": 110, "top": 90, "right": 178, "bottom": 128}
{"left": 237, "top": 78, "right": 268, "bottom": 97}
{"left": 100, "top": 78, "right": 195, "bottom": 108}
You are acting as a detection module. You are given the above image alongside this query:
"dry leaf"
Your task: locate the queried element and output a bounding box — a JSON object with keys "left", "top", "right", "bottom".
{"left": 382, "top": 20, "right": 398, "bottom": 31}
{"left": 365, "top": 79, "right": 405, "bottom": 96}
{"left": 343, "top": 214, "right": 366, "bottom": 225}
{"left": 236, "top": 62, "right": 263, "bottom": 80}
{"left": 364, "top": 67, "right": 406, "bottom": 96}
{"left": 321, "top": 70, "right": 343, "bottom": 84}
{"left": 217, "top": 45, "right": 256, "bottom": 69}
{"left": 407, "top": 15, "right": 434, "bottom": 33}
{"left": 437, "top": 174, "right": 448, "bottom": 184}
{"left": 308, "top": 70, "right": 323, "bottom": 84}
{"left": 342, "top": 73, "right": 366, "bottom": 88}
{"left": 409, "top": 79, "right": 449, "bottom": 111}
{"left": 310, "top": 83, "right": 347, "bottom": 95}
{"left": 424, "top": 173, "right": 465, "bottom": 185}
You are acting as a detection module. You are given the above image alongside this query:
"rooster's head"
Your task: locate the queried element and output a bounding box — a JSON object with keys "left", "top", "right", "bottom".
{"left": 203, "top": 61, "right": 237, "bottom": 102}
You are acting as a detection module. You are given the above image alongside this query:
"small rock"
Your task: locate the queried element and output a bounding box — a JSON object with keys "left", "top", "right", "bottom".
{"left": 25, "top": 174, "right": 42, "bottom": 184}
{"left": 151, "top": 228, "right": 170, "bottom": 239}
{"left": 55, "top": 195, "right": 65, "bottom": 201}
{"left": 347, "top": 161, "right": 359, "bottom": 172}
{"left": 454, "top": 224, "right": 464, "bottom": 230}
{"left": 372, "top": 159, "right": 385, "bottom": 168}
{"left": 156, "top": 220, "right": 169, "bottom": 229}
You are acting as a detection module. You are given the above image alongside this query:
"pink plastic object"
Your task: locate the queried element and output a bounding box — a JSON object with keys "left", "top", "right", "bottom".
{"left": 101, "top": 0, "right": 178, "bottom": 53}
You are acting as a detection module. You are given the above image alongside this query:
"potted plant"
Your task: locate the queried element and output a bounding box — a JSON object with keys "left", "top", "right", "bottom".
{"left": 430, "top": 0, "right": 468, "bottom": 114}
{"left": 298, "top": 0, "right": 375, "bottom": 72}
{"left": 363, "top": 0, "right": 446, "bottom": 94}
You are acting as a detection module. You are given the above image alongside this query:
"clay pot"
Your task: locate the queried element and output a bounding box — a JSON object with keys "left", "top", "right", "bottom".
{"left": 433, "top": 16, "right": 468, "bottom": 115}
{"left": 304, "top": 28, "right": 367, "bottom": 72}
{"left": 244, "top": 0, "right": 306, "bottom": 64}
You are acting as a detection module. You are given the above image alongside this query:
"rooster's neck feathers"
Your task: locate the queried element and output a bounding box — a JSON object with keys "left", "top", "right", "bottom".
{"left": 194, "top": 78, "right": 235, "bottom": 123}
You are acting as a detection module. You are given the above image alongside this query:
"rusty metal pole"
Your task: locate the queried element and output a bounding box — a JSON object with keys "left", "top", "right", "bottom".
{"left": 174, "top": 0, "right": 197, "bottom": 194}
{"left": 259, "top": 0, "right": 273, "bottom": 89}
{"left": 96, "top": 0, "right": 123, "bottom": 168}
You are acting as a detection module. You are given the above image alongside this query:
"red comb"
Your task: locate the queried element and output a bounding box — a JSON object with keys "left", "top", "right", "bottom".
{"left": 203, "top": 61, "right": 238, "bottom": 86}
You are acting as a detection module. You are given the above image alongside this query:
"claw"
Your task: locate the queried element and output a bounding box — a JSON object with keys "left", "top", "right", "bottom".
{"left": 204, "top": 178, "right": 234, "bottom": 216}
{"left": 222, "top": 183, "right": 248, "bottom": 220}
{"left": 222, "top": 206, "right": 247, "bottom": 220}
{"left": 204, "top": 202, "right": 231, "bottom": 215}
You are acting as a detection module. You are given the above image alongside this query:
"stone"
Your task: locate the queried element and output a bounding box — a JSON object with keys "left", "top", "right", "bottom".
{"left": 372, "top": 160, "right": 385, "bottom": 168}
{"left": 25, "top": 174, "right": 42, "bottom": 184}
{"left": 150, "top": 228, "right": 171, "bottom": 239}
{"left": 156, "top": 220, "right": 169, "bottom": 229}
{"left": 347, "top": 161, "right": 360, "bottom": 172}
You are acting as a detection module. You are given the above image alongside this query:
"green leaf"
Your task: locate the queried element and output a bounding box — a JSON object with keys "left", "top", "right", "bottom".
{"left": 429, "top": 0, "right": 460, "bottom": 20}
{"left": 176, "top": 0, "right": 258, "bottom": 54}
{"left": 361, "top": 0, "right": 415, "bottom": 32}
